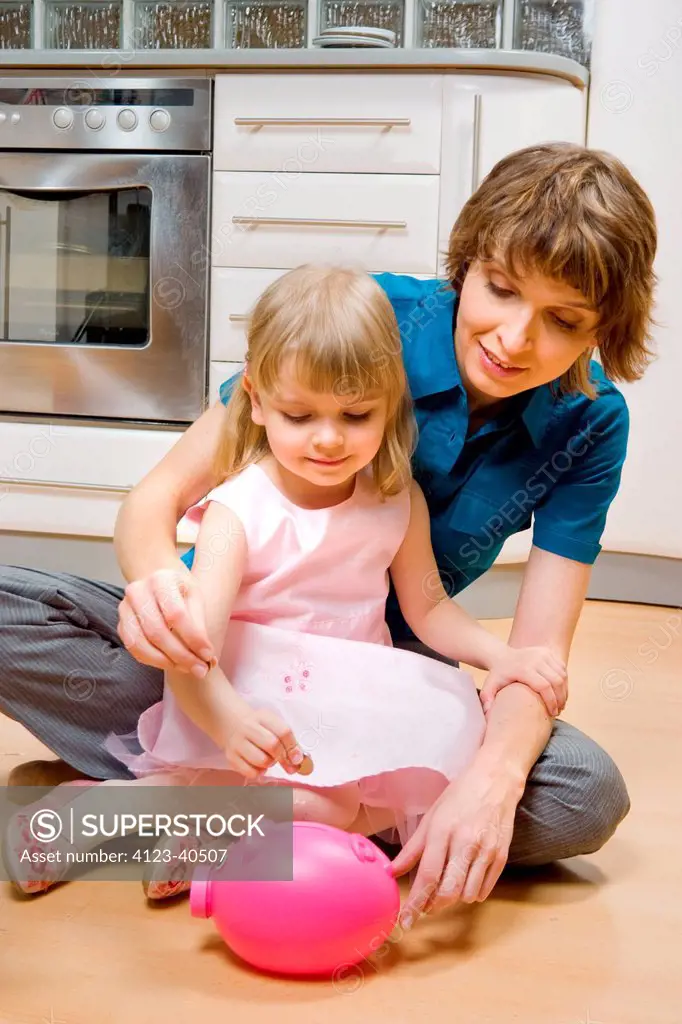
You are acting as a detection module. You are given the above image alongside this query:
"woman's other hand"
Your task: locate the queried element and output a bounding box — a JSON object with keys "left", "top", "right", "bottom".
{"left": 117, "top": 567, "right": 215, "bottom": 678}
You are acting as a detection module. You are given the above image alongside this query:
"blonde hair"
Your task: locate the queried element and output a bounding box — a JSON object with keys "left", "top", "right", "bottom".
{"left": 445, "top": 142, "right": 659, "bottom": 398}
{"left": 215, "top": 265, "right": 415, "bottom": 497}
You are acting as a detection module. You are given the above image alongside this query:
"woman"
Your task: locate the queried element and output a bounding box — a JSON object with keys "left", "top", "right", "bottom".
{"left": 0, "top": 143, "right": 657, "bottom": 920}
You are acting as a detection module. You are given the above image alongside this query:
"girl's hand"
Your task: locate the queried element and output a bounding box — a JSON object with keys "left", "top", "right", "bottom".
{"left": 480, "top": 646, "right": 568, "bottom": 717}
{"left": 223, "top": 698, "right": 306, "bottom": 780}
{"left": 390, "top": 761, "right": 523, "bottom": 924}
{"left": 118, "top": 567, "right": 215, "bottom": 679}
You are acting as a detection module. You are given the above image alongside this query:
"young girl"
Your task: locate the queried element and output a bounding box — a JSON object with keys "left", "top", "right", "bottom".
{"left": 4, "top": 264, "right": 566, "bottom": 899}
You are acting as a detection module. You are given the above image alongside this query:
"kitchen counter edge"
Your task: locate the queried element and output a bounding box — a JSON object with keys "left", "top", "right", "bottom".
{"left": 0, "top": 48, "right": 589, "bottom": 88}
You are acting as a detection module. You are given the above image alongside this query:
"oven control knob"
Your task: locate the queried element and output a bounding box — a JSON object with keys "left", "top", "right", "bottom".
{"left": 149, "top": 108, "right": 170, "bottom": 133}
{"left": 53, "top": 107, "right": 73, "bottom": 130}
{"left": 10, "top": 112, "right": 21, "bottom": 125}
{"left": 117, "top": 108, "right": 137, "bottom": 132}
{"left": 85, "top": 108, "right": 105, "bottom": 131}
{"left": 0, "top": 111, "right": 6, "bottom": 124}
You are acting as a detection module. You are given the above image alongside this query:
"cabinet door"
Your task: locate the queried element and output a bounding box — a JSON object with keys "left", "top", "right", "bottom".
{"left": 470, "top": 75, "right": 587, "bottom": 185}
{"left": 439, "top": 75, "right": 587, "bottom": 275}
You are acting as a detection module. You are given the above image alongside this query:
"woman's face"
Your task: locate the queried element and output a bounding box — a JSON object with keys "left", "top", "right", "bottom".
{"left": 455, "top": 257, "right": 600, "bottom": 407}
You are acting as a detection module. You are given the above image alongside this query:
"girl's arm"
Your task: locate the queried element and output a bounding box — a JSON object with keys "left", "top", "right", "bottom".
{"left": 390, "top": 481, "right": 516, "bottom": 669}
{"left": 390, "top": 482, "right": 567, "bottom": 713}
{"left": 164, "top": 498, "right": 304, "bottom": 775}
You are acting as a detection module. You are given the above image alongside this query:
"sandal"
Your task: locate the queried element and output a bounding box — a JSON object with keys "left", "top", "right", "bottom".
{"left": 142, "top": 832, "right": 204, "bottom": 901}
{"left": 2, "top": 810, "right": 75, "bottom": 896}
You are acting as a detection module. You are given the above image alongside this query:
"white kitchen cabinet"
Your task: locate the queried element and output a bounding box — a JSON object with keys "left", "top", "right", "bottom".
{"left": 437, "top": 74, "right": 586, "bottom": 276}
{"left": 214, "top": 74, "right": 443, "bottom": 175}
{"left": 0, "top": 422, "right": 182, "bottom": 538}
{"left": 210, "top": 268, "right": 287, "bottom": 363}
{"left": 212, "top": 170, "right": 441, "bottom": 274}
{"left": 470, "top": 75, "right": 586, "bottom": 185}
{"left": 209, "top": 361, "right": 243, "bottom": 405}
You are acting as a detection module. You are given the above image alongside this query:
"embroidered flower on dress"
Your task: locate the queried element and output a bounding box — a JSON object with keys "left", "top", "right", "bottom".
{"left": 282, "top": 659, "right": 313, "bottom": 695}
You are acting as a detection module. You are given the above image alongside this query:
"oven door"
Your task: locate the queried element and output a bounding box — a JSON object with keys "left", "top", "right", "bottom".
{"left": 0, "top": 152, "right": 210, "bottom": 424}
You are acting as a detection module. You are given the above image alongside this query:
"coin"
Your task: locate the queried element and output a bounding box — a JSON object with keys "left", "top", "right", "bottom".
{"left": 296, "top": 754, "right": 314, "bottom": 775}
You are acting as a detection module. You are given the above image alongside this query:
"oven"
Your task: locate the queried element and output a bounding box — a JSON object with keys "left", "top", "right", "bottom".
{"left": 0, "top": 75, "right": 211, "bottom": 425}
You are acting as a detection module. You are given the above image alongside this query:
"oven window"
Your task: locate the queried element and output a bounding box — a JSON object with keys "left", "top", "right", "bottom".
{"left": 0, "top": 186, "right": 151, "bottom": 346}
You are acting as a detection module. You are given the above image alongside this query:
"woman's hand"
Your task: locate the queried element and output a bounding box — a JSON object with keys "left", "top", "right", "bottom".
{"left": 117, "top": 567, "right": 215, "bottom": 679}
{"left": 480, "top": 645, "right": 568, "bottom": 717}
{"left": 222, "top": 697, "right": 306, "bottom": 779}
{"left": 390, "top": 762, "right": 524, "bottom": 926}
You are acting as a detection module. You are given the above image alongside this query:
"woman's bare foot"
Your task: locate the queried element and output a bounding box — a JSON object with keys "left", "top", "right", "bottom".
{"left": 8, "top": 759, "right": 98, "bottom": 792}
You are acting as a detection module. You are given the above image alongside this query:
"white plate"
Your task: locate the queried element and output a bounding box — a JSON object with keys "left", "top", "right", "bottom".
{"left": 313, "top": 34, "right": 395, "bottom": 47}
{"left": 317, "top": 25, "right": 397, "bottom": 42}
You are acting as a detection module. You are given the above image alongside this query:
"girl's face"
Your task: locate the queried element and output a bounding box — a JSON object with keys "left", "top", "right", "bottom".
{"left": 455, "top": 258, "right": 600, "bottom": 408}
{"left": 245, "top": 360, "right": 389, "bottom": 490}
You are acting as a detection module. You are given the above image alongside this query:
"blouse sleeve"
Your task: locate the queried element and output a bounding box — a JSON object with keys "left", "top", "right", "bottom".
{"left": 531, "top": 390, "right": 630, "bottom": 564}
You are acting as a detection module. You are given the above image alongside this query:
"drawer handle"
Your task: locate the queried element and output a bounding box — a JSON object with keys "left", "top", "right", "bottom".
{"left": 1, "top": 475, "right": 132, "bottom": 494}
{"left": 228, "top": 314, "right": 250, "bottom": 322}
{"left": 234, "top": 117, "right": 411, "bottom": 128}
{"left": 232, "top": 216, "right": 407, "bottom": 230}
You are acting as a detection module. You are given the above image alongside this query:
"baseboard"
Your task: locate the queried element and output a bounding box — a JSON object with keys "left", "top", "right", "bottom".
{"left": 0, "top": 532, "right": 679, "bottom": 617}
{"left": 0, "top": 532, "right": 128, "bottom": 586}
{"left": 452, "top": 551, "right": 681, "bottom": 617}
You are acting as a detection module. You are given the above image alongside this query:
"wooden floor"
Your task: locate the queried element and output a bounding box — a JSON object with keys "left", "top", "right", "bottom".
{"left": 0, "top": 600, "right": 679, "bottom": 1024}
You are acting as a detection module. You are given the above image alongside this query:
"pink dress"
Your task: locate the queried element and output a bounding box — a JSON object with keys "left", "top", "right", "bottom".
{"left": 112, "top": 461, "right": 486, "bottom": 835}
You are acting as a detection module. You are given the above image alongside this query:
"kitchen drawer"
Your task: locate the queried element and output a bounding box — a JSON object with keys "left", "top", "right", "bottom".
{"left": 209, "top": 361, "right": 243, "bottom": 405}
{"left": 0, "top": 487, "right": 126, "bottom": 539}
{"left": 212, "top": 172, "right": 440, "bottom": 274}
{"left": 210, "top": 268, "right": 286, "bottom": 362}
{"left": 0, "top": 421, "right": 182, "bottom": 492}
{"left": 210, "top": 268, "right": 438, "bottom": 363}
{"left": 0, "top": 421, "right": 183, "bottom": 538}
{"left": 214, "top": 75, "right": 443, "bottom": 175}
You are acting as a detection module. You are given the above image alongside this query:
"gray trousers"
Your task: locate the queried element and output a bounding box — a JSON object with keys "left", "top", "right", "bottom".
{"left": 0, "top": 564, "right": 631, "bottom": 866}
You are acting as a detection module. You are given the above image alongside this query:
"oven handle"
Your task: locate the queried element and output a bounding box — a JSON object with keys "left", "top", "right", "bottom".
{"left": 1, "top": 476, "right": 133, "bottom": 494}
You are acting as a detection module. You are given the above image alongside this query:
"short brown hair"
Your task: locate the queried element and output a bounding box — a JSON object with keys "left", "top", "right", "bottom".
{"left": 445, "top": 142, "right": 658, "bottom": 397}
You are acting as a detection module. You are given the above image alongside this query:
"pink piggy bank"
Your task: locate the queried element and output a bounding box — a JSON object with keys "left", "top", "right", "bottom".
{"left": 190, "top": 820, "right": 400, "bottom": 977}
